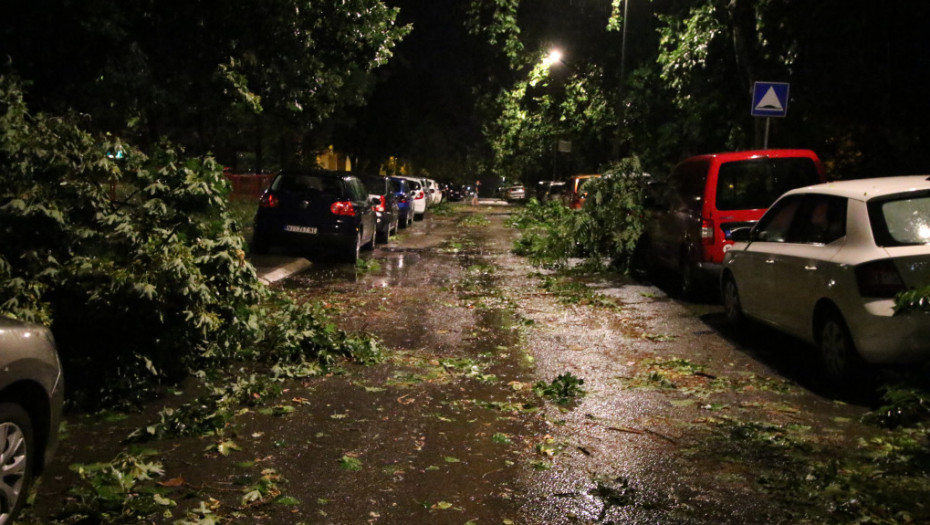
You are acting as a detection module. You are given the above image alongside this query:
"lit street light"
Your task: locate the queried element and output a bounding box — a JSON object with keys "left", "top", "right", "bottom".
{"left": 543, "top": 49, "right": 563, "bottom": 68}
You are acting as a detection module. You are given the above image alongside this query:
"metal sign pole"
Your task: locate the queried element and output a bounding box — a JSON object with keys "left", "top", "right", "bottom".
{"left": 763, "top": 117, "right": 771, "bottom": 149}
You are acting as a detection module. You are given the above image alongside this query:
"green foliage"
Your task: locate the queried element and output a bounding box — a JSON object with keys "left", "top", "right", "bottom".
{"left": 3, "top": 1, "right": 410, "bottom": 163}
{"left": 894, "top": 285, "right": 930, "bottom": 315}
{"left": 68, "top": 449, "right": 169, "bottom": 520}
{"left": 509, "top": 158, "right": 647, "bottom": 271}
{"left": 465, "top": 0, "right": 524, "bottom": 67}
{"left": 1, "top": 76, "right": 382, "bottom": 410}
{"left": 534, "top": 372, "right": 586, "bottom": 405}
{"left": 863, "top": 384, "right": 930, "bottom": 429}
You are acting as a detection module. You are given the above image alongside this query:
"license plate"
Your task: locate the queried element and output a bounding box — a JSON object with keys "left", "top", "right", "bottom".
{"left": 284, "top": 225, "right": 318, "bottom": 234}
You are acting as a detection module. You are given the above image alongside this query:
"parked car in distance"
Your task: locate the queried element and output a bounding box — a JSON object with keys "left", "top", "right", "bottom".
{"left": 641, "top": 149, "right": 824, "bottom": 298}
{"left": 537, "top": 180, "right": 567, "bottom": 202}
{"left": 252, "top": 170, "right": 377, "bottom": 263}
{"left": 442, "top": 183, "right": 465, "bottom": 202}
{"left": 568, "top": 174, "right": 601, "bottom": 209}
{"left": 389, "top": 176, "right": 414, "bottom": 228}
{"left": 399, "top": 176, "right": 428, "bottom": 221}
{"left": 721, "top": 175, "right": 930, "bottom": 382}
{"left": 0, "top": 316, "right": 65, "bottom": 523}
{"left": 360, "top": 174, "right": 400, "bottom": 243}
{"left": 425, "top": 178, "right": 443, "bottom": 206}
{"left": 505, "top": 184, "right": 526, "bottom": 201}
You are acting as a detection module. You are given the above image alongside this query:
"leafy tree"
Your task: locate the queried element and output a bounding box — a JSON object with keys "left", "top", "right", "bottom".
{"left": 2, "top": 0, "right": 409, "bottom": 168}
{"left": 0, "top": 76, "right": 377, "bottom": 409}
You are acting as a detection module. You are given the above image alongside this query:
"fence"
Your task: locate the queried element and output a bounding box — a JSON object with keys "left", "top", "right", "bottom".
{"left": 224, "top": 171, "right": 274, "bottom": 200}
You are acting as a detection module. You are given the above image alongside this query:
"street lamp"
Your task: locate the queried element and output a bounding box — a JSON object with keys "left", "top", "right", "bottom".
{"left": 543, "top": 49, "right": 563, "bottom": 68}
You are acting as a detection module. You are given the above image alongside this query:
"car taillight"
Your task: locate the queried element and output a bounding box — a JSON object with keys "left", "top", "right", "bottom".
{"left": 700, "top": 219, "right": 714, "bottom": 245}
{"left": 415, "top": 191, "right": 425, "bottom": 200}
{"left": 373, "top": 195, "right": 386, "bottom": 213}
{"left": 855, "top": 259, "right": 906, "bottom": 298}
{"left": 330, "top": 201, "right": 356, "bottom": 216}
{"left": 259, "top": 193, "right": 279, "bottom": 208}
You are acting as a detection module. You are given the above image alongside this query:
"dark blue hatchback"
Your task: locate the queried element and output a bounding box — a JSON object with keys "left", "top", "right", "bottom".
{"left": 252, "top": 170, "right": 377, "bottom": 262}
{"left": 389, "top": 176, "right": 414, "bottom": 228}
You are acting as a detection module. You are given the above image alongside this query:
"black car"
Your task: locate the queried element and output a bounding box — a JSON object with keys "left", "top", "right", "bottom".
{"left": 360, "top": 174, "right": 400, "bottom": 243}
{"left": 252, "top": 170, "right": 377, "bottom": 263}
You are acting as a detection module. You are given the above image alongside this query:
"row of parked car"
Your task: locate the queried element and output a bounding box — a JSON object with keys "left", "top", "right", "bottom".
{"left": 251, "top": 170, "right": 445, "bottom": 263}
{"left": 634, "top": 148, "right": 930, "bottom": 383}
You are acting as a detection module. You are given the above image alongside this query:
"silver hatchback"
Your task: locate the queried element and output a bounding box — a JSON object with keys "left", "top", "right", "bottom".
{"left": 0, "top": 317, "right": 64, "bottom": 523}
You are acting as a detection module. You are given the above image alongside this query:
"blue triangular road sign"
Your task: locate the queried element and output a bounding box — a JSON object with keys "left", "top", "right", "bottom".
{"left": 751, "top": 82, "right": 790, "bottom": 117}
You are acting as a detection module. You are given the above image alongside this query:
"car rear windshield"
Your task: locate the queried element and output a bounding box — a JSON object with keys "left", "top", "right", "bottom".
{"left": 362, "top": 177, "right": 388, "bottom": 195}
{"left": 715, "top": 157, "right": 821, "bottom": 211}
{"left": 868, "top": 191, "right": 930, "bottom": 246}
{"left": 272, "top": 174, "right": 343, "bottom": 197}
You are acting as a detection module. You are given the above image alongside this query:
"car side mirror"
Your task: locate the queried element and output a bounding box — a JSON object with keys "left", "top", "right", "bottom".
{"left": 730, "top": 227, "right": 752, "bottom": 243}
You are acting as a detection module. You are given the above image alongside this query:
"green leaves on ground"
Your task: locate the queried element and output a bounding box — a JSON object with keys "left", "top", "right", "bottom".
{"left": 534, "top": 373, "right": 586, "bottom": 405}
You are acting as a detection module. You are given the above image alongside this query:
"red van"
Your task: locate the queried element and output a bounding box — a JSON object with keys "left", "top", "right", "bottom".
{"left": 567, "top": 174, "right": 601, "bottom": 209}
{"left": 641, "top": 149, "right": 825, "bottom": 298}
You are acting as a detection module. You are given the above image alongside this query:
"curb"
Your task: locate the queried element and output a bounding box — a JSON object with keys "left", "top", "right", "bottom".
{"left": 258, "top": 258, "right": 312, "bottom": 285}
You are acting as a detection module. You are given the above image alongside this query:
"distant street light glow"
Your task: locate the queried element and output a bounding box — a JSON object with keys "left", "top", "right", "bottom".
{"left": 543, "top": 49, "right": 563, "bottom": 67}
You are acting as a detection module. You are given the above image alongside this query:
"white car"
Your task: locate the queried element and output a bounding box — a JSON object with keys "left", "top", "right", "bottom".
{"left": 721, "top": 175, "right": 930, "bottom": 382}
{"left": 398, "top": 176, "right": 427, "bottom": 220}
{"left": 425, "top": 178, "right": 443, "bottom": 206}
{"left": 505, "top": 185, "right": 526, "bottom": 201}
{"left": 0, "top": 317, "right": 65, "bottom": 522}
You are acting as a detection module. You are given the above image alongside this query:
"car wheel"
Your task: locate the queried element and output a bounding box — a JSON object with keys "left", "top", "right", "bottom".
{"left": 377, "top": 224, "right": 390, "bottom": 244}
{"left": 364, "top": 226, "right": 377, "bottom": 251}
{"left": 721, "top": 274, "right": 743, "bottom": 324}
{"left": 817, "top": 309, "right": 864, "bottom": 384}
{"left": 0, "top": 402, "right": 35, "bottom": 525}
{"left": 343, "top": 233, "right": 361, "bottom": 264}
{"left": 679, "top": 257, "right": 701, "bottom": 300}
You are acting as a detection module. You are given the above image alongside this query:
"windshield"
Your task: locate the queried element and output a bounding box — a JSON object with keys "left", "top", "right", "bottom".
{"left": 868, "top": 191, "right": 930, "bottom": 246}
{"left": 715, "top": 157, "right": 820, "bottom": 211}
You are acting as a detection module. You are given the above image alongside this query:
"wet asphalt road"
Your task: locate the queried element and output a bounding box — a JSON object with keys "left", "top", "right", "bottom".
{"left": 248, "top": 203, "right": 875, "bottom": 523}
{"left": 27, "top": 202, "right": 886, "bottom": 524}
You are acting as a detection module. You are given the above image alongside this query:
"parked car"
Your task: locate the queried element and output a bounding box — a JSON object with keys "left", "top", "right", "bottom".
{"left": 0, "top": 317, "right": 65, "bottom": 523}
{"left": 360, "top": 174, "right": 400, "bottom": 243}
{"left": 425, "top": 178, "right": 443, "bottom": 206}
{"left": 389, "top": 176, "right": 415, "bottom": 228}
{"left": 252, "top": 170, "right": 377, "bottom": 263}
{"left": 537, "top": 180, "right": 567, "bottom": 202}
{"left": 721, "top": 175, "right": 930, "bottom": 382}
{"left": 442, "top": 183, "right": 465, "bottom": 202}
{"left": 399, "top": 176, "right": 428, "bottom": 221}
{"left": 505, "top": 184, "right": 526, "bottom": 201}
{"left": 640, "top": 149, "right": 824, "bottom": 297}
{"left": 568, "top": 174, "right": 601, "bottom": 209}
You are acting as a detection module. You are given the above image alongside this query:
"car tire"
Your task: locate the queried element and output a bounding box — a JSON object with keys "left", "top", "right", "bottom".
{"left": 0, "top": 402, "right": 35, "bottom": 525}
{"left": 377, "top": 225, "right": 390, "bottom": 244}
{"left": 364, "top": 226, "right": 377, "bottom": 251}
{"left": 721, "top": 274, "right": 743, "bottom": 324}
{"left": 679, "top": 257, "right": 702, "bottom": 300}
{"left": 343, "top": 233, "right": 361, "bottom": 264}
{"left": 817, "top": 309, "right": 866, "bottom": 385}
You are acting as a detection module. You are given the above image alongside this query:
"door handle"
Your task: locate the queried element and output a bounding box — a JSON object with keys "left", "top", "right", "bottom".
{"left": 765, "top": 259, "right": 776, "bottom": 264}
{"left": 804, "top": 265, "right": 818, "bottom": 271}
